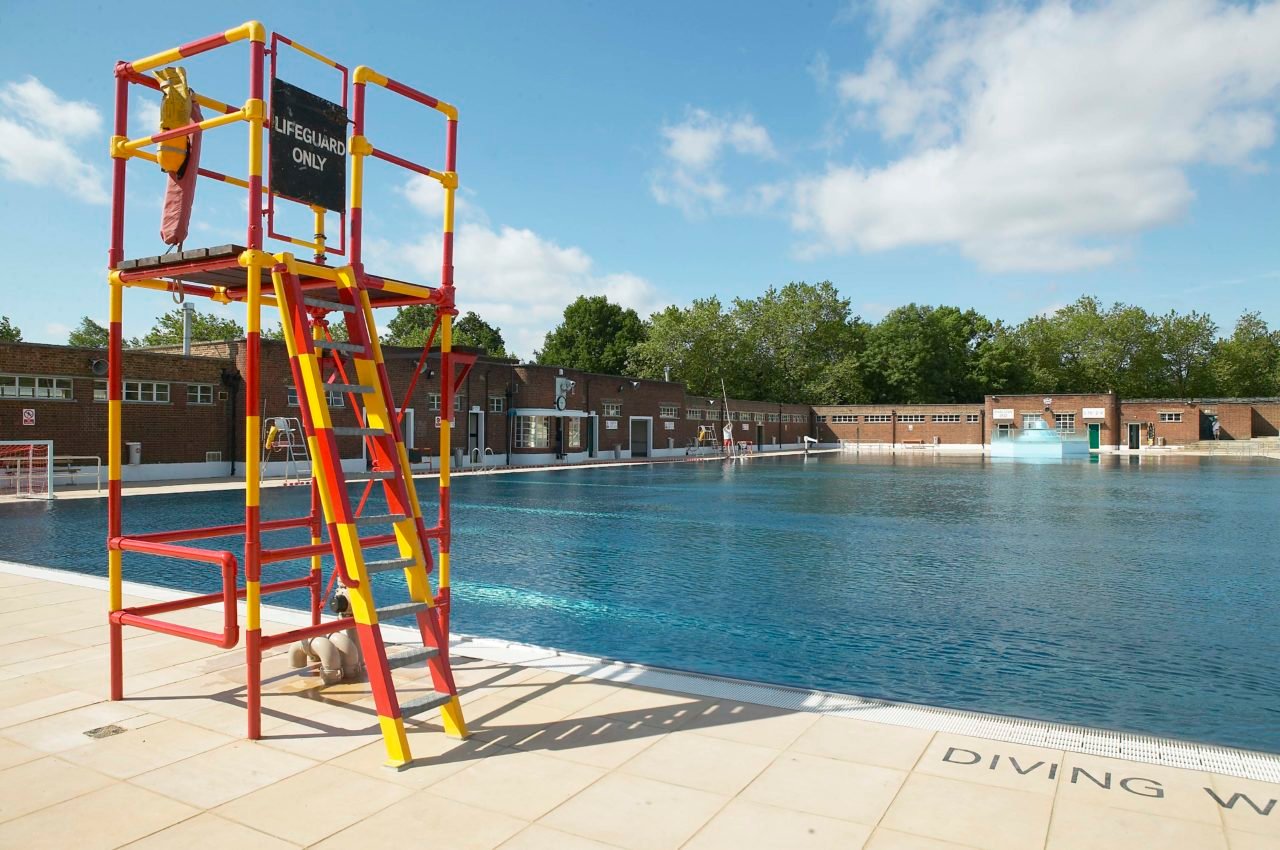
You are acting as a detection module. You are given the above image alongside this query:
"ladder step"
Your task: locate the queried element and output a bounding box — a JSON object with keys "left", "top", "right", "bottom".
{"left": 385, "top": 645, "right": 439, "bottom": 670}
{"left": 325, "top": 383, "right": 374, "bottom": 394}
{"left": 353, "top": 512, "right": 407, "bottom": 526}
{"left": 376, "top": 601, "right": 430, "bottom": 620}
{"left": 333, "top": 426, "right": 386, "bottom": 437}
{"left": 365, "top": 558, "right": 416, "bottom": 575}
{"left": 314, "top": 339, "right": 366, "bottom": 355}
{"left": 346, "top": 470, "right": 395, "bottom": 481}
{"left": 400, "top": 691, "right": 453, "bottom": 718}
{"left": 303, "top": 296, "right": 356, "bottom": 313}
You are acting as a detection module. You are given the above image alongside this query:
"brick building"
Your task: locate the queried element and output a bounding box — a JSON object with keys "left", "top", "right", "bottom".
{"left": 3, "top": 339, "right": 1278, "bottom": 480}
{"left": 812, "top": 404, "right": 986, "bottom": 447}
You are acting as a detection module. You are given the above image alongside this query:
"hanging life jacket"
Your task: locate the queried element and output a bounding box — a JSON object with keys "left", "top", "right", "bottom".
{"left": 154, "top": 67, "right": 192, "bottom": 175}
{"left": 154, "top": 67, "right": 202, "bottom": 246}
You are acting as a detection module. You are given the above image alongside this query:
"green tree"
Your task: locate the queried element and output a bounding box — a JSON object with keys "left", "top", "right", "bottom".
{"left": 730, "top": 281, "right": 866, "bottom": 404}
{"left": 1016, "top": 297, "right": 1163, "bottom": 396}
{"left": 969, "top": 319, "right": 1030, "bottom": 395}
{"left": 629, "top": 298, "right": 749, "bottom": 396}
{"left": 132, "top": 307, "right": 244, "bottom": 347}
{"left": 380, "top": 306, "right": 505, "bottom": 354}
{"left": 382, "top": 304, "right": 437, "bottom": 348}
{"left": 1212, "top": 311, "right": 1280, "bottom": 397}
{"left": 0, "top": 316, "right": 22, "bottom": 342}
{"left": 861, "top": 304, "right": 992, "bottom": 403}
{"left": 67, "top": 317, "right": 110, "bottom": 348}
{"left": 536, "top": 295, "right": 646, "bottom": 374}
{"left": 1156, "top": 310, "right": 1217, "bottom": 397}
{"left": 262, "top": 319, "right": 348, "bottom": 342}
{"left": 453, "top": 311, "right": 507, "bottom": 356}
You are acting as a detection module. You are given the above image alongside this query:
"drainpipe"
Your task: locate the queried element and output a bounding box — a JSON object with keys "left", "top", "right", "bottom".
{"left": 182, "top": 302, "right": 194, "bottom": 356}
{"left": 891, "top": 410, "right": 897, "bottom": 448}
{"left": 221, "top": 368, "right": 242, "bottom": 476}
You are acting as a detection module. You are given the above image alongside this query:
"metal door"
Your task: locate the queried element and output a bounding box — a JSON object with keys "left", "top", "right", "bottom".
{"left": 1088, "top": 423, "right": 1100, "bottom": 450}
{"left": 629, "top": 419, "right": 649, "bottom": 457}
{"left": 1127, "top": 423, "right": 1140, "bottom": 450}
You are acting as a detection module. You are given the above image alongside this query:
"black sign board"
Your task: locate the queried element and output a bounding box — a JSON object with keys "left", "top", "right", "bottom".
{"left": 270, "top": 78, "right": 348, "bottom": 213}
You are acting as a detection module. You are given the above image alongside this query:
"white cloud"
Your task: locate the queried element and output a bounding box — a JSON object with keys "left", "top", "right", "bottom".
{"left": 0, "top": 76, "right": 107, "bottom": 203}
{"left": 652, "top": 107, "right": 777, "bottom": 217}
{"left": 371, "top": 184, "right": 664, "bottom": 359}
{"left": 795, "top": 0, "right": 1280, "bottom": 272}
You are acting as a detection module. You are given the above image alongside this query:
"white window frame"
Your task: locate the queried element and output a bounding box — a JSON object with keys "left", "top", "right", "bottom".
{"left": 428, "top": 393, "right": 441, "bottom": 412}
{"left": 898, "top": 414, "right": 925, "bottom": 423}
{"left": 514, "top": 415, "right": 551, "bottom": 449}
{"left": 602, "top": 400, "right": 622, "bottom": 417}
{"left": 568, "top": 417, "right": 581, "bottom": 447}
{"left": 659, "top": 403, "right": 679, "bottom": 419}
{"left": 123, "top": 380, "right": 170, "bottom": 404}
{"left": 287, "top": 387, "right": 345, "bottom": 408}
{"left": 1054, "top": 412, "right": 1076, "bottom": 434}
{"left": 488, "top": 395, "right": 505, "bottom": 413}
{"left": 932, "top": 414, "right": 961, "bottom": 423}
{"left": 1022, "top": 413, "right": 1044, "bottom": 429}
{"left": 189, "top": 383, "right": 214, "bottom": 405}
{"left": 1159, "top": 412, "right": 1182, "bottom": 423}
{"left": 1, "top": 373, "right": 74, "bottom": 401}
{"left": 966, "top": 414, "right": 980, "bottom": 423}
{"left": 831, "top": 414, "right": 856, "bottom": 424}
{"left": 864, "top": 414, "right": 892, "bottom": 423}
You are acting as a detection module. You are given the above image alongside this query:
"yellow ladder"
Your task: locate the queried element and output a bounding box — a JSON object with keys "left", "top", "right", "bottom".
{"left": 270, "top": 257, "right": 466, "bottom": 768}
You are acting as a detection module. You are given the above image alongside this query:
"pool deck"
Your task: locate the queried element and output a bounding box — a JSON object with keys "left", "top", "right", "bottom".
{"left": 0, "top": 567, "right": 1276, "bottom": 849}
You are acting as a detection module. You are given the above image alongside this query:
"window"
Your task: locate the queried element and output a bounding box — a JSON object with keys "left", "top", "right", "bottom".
{"left": 1159, "top": 412, "right": 1182, "bottom": 422}
{"left": 515, "top": 415, "right": 551, "bottom": 448}
{"left": 816, "top": 415, "right": 827, "bottom": 423}
{"left": 95, "top": 380, "right": 106, "bottom": 401}
{"left": 831, "top": 414, "right": 856, "bottom": 424}
{"left": 1054, "top": 412, "right": 1076, "bottom": 434}
{"left": 659, "top": 404, "right": 679, "bottom": 419}
{"left": 123, "top": 380, "right": 170, "bottom": 403}
{"left": 864, "top": 414, "right": 892, "bottom": 423}
{"left": 568, "top": 417, "right": 581, "bottom": 447}
{"left": 754, "top": 412, "right": 765, "bottom": 423}
{"left": 189, "top": 384, "right": 214, "bottom": 405}
{"left": 454, "top": 394, "right": 464, "bottom": 412}
{"left": 1, "top": 374, "right": 73, "bottom": 400}
{"left": 686, "top": 408, "right": 703, "bottom": 421}
{"left": 1022, "top": 413, "right": 1043, "bottom": 429}
{"left": 488, "top": 395, "right": 505, "bottom": 413}
{"left": 286, "top": 387, "right": 344, "bottom": 407}
{"left": 966, "top": 414, "right": 980, "bottom": 423}
{"left": 932, "top": 414, "right": 961, "bottom": 423}
{"left": 603, "top": 400, "right": 621, "bottom": 417}
{"left": 767, "top": 413, "right": 779, "bottom": 423}
{"left": 898, "top": 414, "right": 925, "bottom": 423}
{"left": 428, "top": 393, "right": 440, "bottom": 411}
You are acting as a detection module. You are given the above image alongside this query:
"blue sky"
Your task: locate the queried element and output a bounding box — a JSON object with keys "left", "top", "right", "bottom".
{"left": 1, "top": 0, "right": 1278, "bottom": 358}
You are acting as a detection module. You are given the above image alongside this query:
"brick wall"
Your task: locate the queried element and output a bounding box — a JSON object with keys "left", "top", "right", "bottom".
{"left": 1119, "top": 401, "right": 1202, "bottom": 445}
{"left": 812, "top": 404, "right": 984, "bottom": 445}
{"left": 0, "top": 341, "right": 233, "bottom": 464}
{"left": 987, "top": 393, "right": 1120, "bottom": 446}
{"left": 1250, "top": 403, "right": 1280, "bottom": 438}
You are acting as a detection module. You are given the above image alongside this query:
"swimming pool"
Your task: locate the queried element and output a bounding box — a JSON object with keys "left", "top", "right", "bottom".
{"left": 2, "top": 453, "right": 1277, "bottom": 753}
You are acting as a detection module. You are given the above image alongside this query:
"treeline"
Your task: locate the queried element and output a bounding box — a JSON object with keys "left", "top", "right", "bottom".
{"left": 535, "top": 286, "right": 1280, "bottom": 404}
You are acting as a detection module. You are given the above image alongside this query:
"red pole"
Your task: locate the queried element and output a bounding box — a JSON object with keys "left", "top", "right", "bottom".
{"left": 107, "top": 64, "right": 130, "bottom": 702}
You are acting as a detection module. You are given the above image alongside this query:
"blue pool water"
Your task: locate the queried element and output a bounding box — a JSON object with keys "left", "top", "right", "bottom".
{"left": 2, "top": 453, "right": 1277, "bottom": 753}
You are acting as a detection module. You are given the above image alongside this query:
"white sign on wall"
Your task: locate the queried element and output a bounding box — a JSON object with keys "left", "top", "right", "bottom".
{"left": 21, "top": 409, "right": 34, "bottom": 426}
{"left": 1082, "top": 407, "right": 1106, "bottom": 419}
{"left": 740, "top": 423, "right": 749, "bottom": 431}
{"left": 663, "top": 421, "right": 674, "bottom": 430}
{"left": 605, "top": 420, "right": 618, "bottom": 430}
{"left": 993, "top": 408, "right": 1014, "bottom": 421}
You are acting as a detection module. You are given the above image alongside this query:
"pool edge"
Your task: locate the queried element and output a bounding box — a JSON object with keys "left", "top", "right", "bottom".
{"left": 4, "top": 558, "right": 1277, "bottom": 784}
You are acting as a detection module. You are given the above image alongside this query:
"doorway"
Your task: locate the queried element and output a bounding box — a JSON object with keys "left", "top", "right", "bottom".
{"left": 467, "top": 409, "right": 483, "bottom": 460}
{"left": 402, "top": 408, "right": 415, "bottom": 449}
{"left": 628, "top": 417, "right": 651, "bottom": 458}
{"left": 755, "top": 424, "right": 764, "bottom": 450}
{"left": 587, "top": 415, "right": 598, "bottom": 459}
{"left": 1127, "top": 423, "right": 1141, "bottom": 450}
{"left": 1088, "top": 423, "right": 1100, "bottom": 450}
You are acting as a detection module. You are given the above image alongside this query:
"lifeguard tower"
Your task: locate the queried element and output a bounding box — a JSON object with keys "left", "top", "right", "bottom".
{"left": 104, "top": 21, "right": 472, "bottom": 768}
